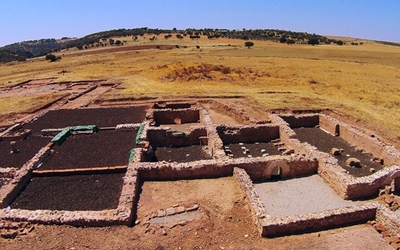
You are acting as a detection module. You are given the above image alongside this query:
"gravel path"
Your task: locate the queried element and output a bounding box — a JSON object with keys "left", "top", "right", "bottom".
{"left": 254, "top": 175, "right": 360, "bottom": 217}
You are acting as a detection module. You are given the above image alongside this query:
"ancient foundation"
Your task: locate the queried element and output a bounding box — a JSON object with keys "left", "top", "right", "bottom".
{"left": 1, "top": 103, "right": 400, "bottom": 238}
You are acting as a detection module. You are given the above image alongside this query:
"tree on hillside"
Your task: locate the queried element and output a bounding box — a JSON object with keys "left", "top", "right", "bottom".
{"left": 287, "top": 39, "right": 295, "bottom": 45}
{"left": 245, "top": 41, "right": 254, "bottom": 48}
{"left": 279, "top": 36, "right": 287, "bottom": 43}
{"left": 307, "top": 37, "right": 319, "bottom": 46}
{"left": 109, "top": 38, "right": 115, "bottom": 45}
{"left": 45, "top": 53, "right": 60, "bottom": 62}
{"left": 115, "top": 40, "right": 122, "bottom": 46}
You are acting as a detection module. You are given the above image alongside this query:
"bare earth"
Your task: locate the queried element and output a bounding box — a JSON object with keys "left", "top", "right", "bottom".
{"left": 0, "top": 176, "right": 393, "bottom": 249}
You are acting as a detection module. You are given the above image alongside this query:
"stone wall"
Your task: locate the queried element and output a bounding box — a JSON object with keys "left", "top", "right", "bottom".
{"left": 0, "top": 143, "right": 53, "bottom": 208}
{"left": 146, "top": 127, "right": 207, "bottom": 147}
{"left": 233, "top": 167, "right": 265, "bottom": 235}
{"left": 279, "top": 114, "right": 319, "bottom": 128}
{"left": 153, "top": 108, "right": 200, "bottom": 124}
{"left": 216, "top": 125, "right": 279, "bottom": 144}
{"left": 137, "top": 157, "right": 317, "bottom": 182}
{"left": 375, "top": 203, "right": 400, "bottom": 236}
{"left": 320, "top": 114, "right": 400, "bottom": 166}
{"left": 261, "top": 203, "right": 377, "bottom": 237}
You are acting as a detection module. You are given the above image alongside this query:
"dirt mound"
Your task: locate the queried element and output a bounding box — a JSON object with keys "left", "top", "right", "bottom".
{"left": 158, "top": 63, "right": 270, "bottom": 82}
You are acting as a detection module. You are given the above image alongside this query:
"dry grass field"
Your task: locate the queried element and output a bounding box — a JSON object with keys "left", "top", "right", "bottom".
{"left": 1, "top": 35, "right": 400, "bottom": 146}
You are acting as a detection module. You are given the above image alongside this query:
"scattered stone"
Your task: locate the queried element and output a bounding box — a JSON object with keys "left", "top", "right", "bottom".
{"left": 330, "top": 148, "right": 341, "bottom": 156}
{"left": 135, "top": 220, "right": 140, "bottom": 225}
{"left": 244, "top": 234, "right": 249, "bottom": 238}
{"left": 178, "top": 221, "right": 188, "bottom": 226}
{"left": 175, "top": 206, "right": 185, "bottom": 214}
{"left": 157, "top": 210, "right": 166, "bottom": 217}
{"left": 374, "top": 223, "right": 385, "bottom": 233}
{"left": 166, "top": 207, "right": 176, "bottom": 216}
{"left": 346, "top": 157, "right": 361, "bottom": 168}
{"left": 283, "top": 149, "right": 294, "bottom": 155}
{"left": 186, "top": 204, "right": 199, "bottom": 212}
{"left": 1, "top": 230, "right": 18, "bottom": 239}
{"left": 162, "top": 228, "right": 167, "bottom": 236}
{"left": 369, "top": 168, "right": 376, "bottom": 173}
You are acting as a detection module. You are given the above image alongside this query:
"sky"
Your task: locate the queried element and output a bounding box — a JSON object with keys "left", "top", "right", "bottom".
{"left": 0, "top": 0, "right": 399, "bottom": 47}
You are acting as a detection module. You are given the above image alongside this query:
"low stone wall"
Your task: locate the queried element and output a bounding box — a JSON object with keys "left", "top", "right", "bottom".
{"left": 345, "top": 166, "right": 400, "bottom": 199}
{"left": 261, "top": 203, "right": 377, "bottom": 237}
{"left": 137, "top": 156, "right": 317, "bottom": 181}
{"left": 146, "top": 127, "right": 207, "bottom": 147}
{"left": 216, "top": 125, "right": 279, "bottom": 144}
{"left": 200, "top": 109, "right": 225, "bottom": 159}
{"left": 0, "top": 143, "right": 53, "bottom": 208}
{"left": 0, "top": 151, "right": 141, "bottom": 227}
{"left": 0, "top": 208, "right": 127, "bottom": 227}
{"left": 279, "top": 114, "right": 319, "bottom": 129}
{"left": 320, "top": 114, "right": 400, "bottom": 166}
{"left": 0, "top": 168, "right": 17, "bottom": 187}
{"left": 375, "top": 203, "right": 400, "bottom": 236}
{"left": 153, "top": 108, "right": 200, "bottom": 124}
{"left": 233, "top": 167, "right": 266, "bottom": 235}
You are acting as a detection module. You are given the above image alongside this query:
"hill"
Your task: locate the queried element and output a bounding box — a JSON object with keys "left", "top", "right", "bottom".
{"left": 1, "top": 28, "right": 345, "bottom": 63}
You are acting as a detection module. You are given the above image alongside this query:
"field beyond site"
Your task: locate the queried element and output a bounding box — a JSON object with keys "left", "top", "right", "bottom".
{"left": 1, "top": 35, "right": 400, "bottom": 146}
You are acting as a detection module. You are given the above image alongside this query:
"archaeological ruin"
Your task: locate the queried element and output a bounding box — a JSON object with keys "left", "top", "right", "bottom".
{"left": 1, "top": 101, "right": 400, "bottom": 240}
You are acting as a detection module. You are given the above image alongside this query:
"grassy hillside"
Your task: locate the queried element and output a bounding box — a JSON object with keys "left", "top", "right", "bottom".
{"left": 1, "top": 35, "right": 400, "bottom": 146}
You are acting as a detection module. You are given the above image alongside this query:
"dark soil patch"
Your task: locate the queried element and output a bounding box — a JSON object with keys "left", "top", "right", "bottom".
{"left": 24, "top": 106, "right": 147, "bottom": 134}
{"left": 293, "top": 127, "right": 385, "bottom": 177}
{"left": 74, "top": 45, "right": 177, "bottom": 56}
{"left": 0, "top": 136, "right": 51, "bottom": 168}
{"left": 149, "top": 145, "right": 212, "bottom": 163}
{"left": 224, "top": 142, "right": 281, "bottom": 158}
{"left": 11, "top": 173, "right": 124, "bottom": 210}
{"left": 40, "top": 130, "right": 137, "bottom": 170}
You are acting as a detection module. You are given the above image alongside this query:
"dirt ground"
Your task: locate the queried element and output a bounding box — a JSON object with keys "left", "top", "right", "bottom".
{"left": 11, "top": 173, "right": 124, "bottom": 211}
{"left": 1, "top": 175, "right": 393, "bottom": 249}
{"left": 151, "top": 145, "right": 212, "bottom": 163}
{"left": 0, "top": 136, "right": 51, "bottom": 168}
{"left": 294, "top": 127, "right": 385, "bottom": 177}
{"left": 40, "top": 130, "right": 137, "bottom": 170}
{"left": 24, "top": 106, "right": 147, "bottom": 134}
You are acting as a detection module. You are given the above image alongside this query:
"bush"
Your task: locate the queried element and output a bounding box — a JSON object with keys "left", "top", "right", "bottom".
{"left": 45, "top": 53, "right": 59, "bottom": 62}
{"left": 244, "top": 41, "right": 254, "bottom": 48}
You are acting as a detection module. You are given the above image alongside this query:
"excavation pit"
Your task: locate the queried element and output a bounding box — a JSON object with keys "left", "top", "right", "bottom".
{"left": 141, "top": 145, "right": 212, "bottom": 163}
{"left": 39, "top": 130, "right": 138, "bottom": 170}
{"left": 136, "top": 177, "right": 249, "bottom": 227}
{"left": 24, "top": 106, "right": 147, "bottom": 134}
{"left": 255, "top": 175, "right": 360, "bottom": 218}
{"left": 294, "top": 127, "right": 385, "bottom": 177}
{"left": 10, "top": 172, "right": 125, "bottom": 211}
{"left": 152, "top": 108, "right": 201, "bottom": 126}
{"left": 224, "top": 142, "right": 282, "bottom": 159}
{"left": 217, "top": 125, "right": 285, "bottom": 158}
{"left": 0, "top": 136, "right": 51, "bottom": 168}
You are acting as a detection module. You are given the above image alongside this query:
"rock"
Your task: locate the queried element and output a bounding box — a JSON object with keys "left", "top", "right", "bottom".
{"left": 346, "top": 157, "right": 361, "bottom": 168}
{"left": 374, "top": 223, "right": 385, "bottom": 233}
{"left": 175, "top": 206, "right": 185, "bottom": 214}
{"left": 384, "top": 195, "right": 394, "bottom": 205}
{"left": 165, "top": 207, "right": 176, "bottom": 216}
{"left": 1, "top": 230, "right": 18, "bottom": 239}
{"left": 283, "top": 149, "right": 294, "bottom": 155}
{"left": 370, "top": 168, "right": 376, "bottom": 173}
{"left": 135, "top": 220, "right": 140, "bottom": 225}
{"left": 186, "top": 204, "right": 199, "bottom": 212}
{"left": 162, "top": 228, "right": 167, "bottom": 236}
{"left": 330, "top": 148, "right": 341, "bottom": 156}
{"left": 157, "top": 210, "right": 166, "bottom": 217}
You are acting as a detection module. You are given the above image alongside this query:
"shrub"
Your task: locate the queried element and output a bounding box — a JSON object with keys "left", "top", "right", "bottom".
{"left": 244, "top": 41, "right": 254, "bottom": 48}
